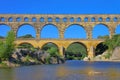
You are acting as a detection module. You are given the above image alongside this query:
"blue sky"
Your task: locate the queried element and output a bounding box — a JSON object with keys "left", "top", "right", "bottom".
{"left": 0, "top": 0, "right": 120, "bottom": 39}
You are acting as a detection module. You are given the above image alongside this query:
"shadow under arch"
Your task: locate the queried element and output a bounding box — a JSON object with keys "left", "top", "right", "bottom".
{"left": 65, "top": 42, "right": 87, "bottom": 60}
{"left": 40, "top": 24, "right": 59, "bottom": 39}
{"left": 95, "top": 42, "right": 108, "bottom": 56}
{"left": 16, "top": 24, "right": 36, "bottom": 38}
{"left": 64, "top": 24, "right": 87, "bottom": 39}
{"left": 0, "top": 24, "right": 11, "bottom": 38}
{"left": 92, "top": 23, "right": 110, "bottom": 39}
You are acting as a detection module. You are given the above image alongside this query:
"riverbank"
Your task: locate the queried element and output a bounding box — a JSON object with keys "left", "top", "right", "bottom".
{"left": 1, "top": 59, "right": 120, "bottom": 68}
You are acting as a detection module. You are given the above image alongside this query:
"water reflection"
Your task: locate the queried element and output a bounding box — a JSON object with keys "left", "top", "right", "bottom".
{"left": 0, "top": 61, "right": 120, "bottom": 80}
{"left": 0, "top": 68, "right": 14, "bottom": 80}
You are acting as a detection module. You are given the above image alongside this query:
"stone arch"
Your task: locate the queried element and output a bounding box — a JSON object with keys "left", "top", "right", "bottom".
{"left": 0, "top": 24, "right": 11, "bottom": 38}
{"left": 66, "top": 42, "right": 87, "bottom": 52}
{"left": 64, "top": 24, "right": 87, "bottom": 39}
{"left": 41, "top": 42, "right": 60, "bottom": 55}
{"left": 65, "top": 42, "right": 88, "bottom": 60}
{"left": 92, "top": 23, "right": 110, "bottom": 39}
{"left": 16, "top": 24, "right": 36, "bottom": 38}
{"left": 40, "top": 24, "right": 59, "bottom": 39}
{"left": 41, "top": 42, "right": 59, "bottom": 50}
{"left": 95, "top": 42, "right": 108, "bottom": 56}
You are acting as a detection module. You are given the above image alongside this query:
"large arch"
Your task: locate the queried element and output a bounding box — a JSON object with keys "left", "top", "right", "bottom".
{"left": 115, "top": 24, "right": 120, "bottom": 35}
{"left": 64, "top": 24, "right": 87, "bottom": 39}
{"left": 17, "top": 24, "right": 36, "bottom": 38}
{"left": 0, "top": 24, "right": 11, "bottom": 38}
{"left": 92, "top": 24, "right": 110, "bottom": 39}
{"left": 95, "top": 42, "right": 108, "bottom": 56}
{"left": 41, "top": 42, "right": 60, "bottom": 57}
{"left": 65, "top": 42, "right": 87, "bottom": 60}
{"left": 40, "top": 24, "right": 59, "bottom": 39}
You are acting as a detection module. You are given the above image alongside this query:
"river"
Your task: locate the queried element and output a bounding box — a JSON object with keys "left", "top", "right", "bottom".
{"left": 0, "top": 60, "right": 120, "bottom": 80}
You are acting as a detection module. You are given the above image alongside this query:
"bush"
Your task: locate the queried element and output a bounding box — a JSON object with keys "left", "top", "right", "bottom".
{"left": 104, "top": 53, "right": 111, "bottom": 59}
{"left": 0, "top": 31, "right": 15, "bottom": 61}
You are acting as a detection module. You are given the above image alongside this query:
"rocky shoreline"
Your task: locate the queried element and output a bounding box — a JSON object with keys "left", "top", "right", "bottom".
{"left": 0, "top": 49, "right": 65, "bottom": 68}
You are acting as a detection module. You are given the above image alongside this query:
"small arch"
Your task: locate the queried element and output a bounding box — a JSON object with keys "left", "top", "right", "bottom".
{"left": 40, "top": 17, "right": 44, "bottom": 22}
{"left": 64, "top": 24, "right": 87, "bottom": 39}
{"left": 16, "top": 17, "right": 22, "bottom": 22}
{"left": 106, "top": 17, "right": 110, "bottom": 22}
{"left": 98, "top": 17, "right": 103, "bottom": 22}
{"left": 55, "top": 17, "right": 60, "bottom": 22}
{"left": 65, "top": 42, "right": 87, "bottom": 60}
{"left": 92, "top": 24, "right": 110, "bottom": 39}
{"left": 48, "top": 17, "right": 52, "bottom": 22}
{"left": 63, "top": 17, "right": 67, "bottom": 22}
{"left": 70, "top": 17, "right": 74, "bottom": 22}
{"left": 40, "top": 24, "right": 59, "bottom": 39}
{"left": 24, "top": 17, "right": 29, "bottom": 22}
{"left": 91, "top": 17, "right": 95, "bottom": 22}
{"left": 0, "top": 17, "right": 5, "bottom": 22}
{"left": 32, "top": 17, "right": 37, "bottom": 22}
{"left": 76, "top": 17, "right": 81, "bottom": 22}
{"left": 113, "top": 17, "right": 118, "bottom": 22}
{"left": 17, "top": 24, "right": 36, "bottom": 38}
{"left": 95, "top": 42, "right": 108, "bottom": 56}
{"left": 8, "top": 17, "right": 13, "bottom": 22}
{"left": 0, "top": 24, "right": 11, "bottom": 38}
{"left": 84, "top": 17, "right": 88, "bottom": 22}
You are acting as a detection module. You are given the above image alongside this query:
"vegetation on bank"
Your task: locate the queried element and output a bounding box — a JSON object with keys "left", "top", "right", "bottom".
{"left": 0, "top": 31, "right": 15, "bottom": 61}
{"left": 95, "top": 34, "right": 120, "bottom": 59}
{"left": 103, "top": 34, "right": 120, "bottom": 58}
{"left": 1, "top": 31, "right": 120, "bottom": 67}
{"left": 0, "top": 32, "right": 64, "bottom": 67}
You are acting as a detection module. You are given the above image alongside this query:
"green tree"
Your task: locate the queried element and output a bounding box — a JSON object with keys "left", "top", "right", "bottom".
{"left": 0, "top": 31, "right": 15, "bottom": 61}
{"left": 47, "top": 47, "right": 59, "bottom": 57}
{"left": 18, "top": 34, "right": 34, "bottom": 38}
{"left": 98, "top": 35, "right": 109, "bottom": 39}
{"left": 104, "top": 34, "right": 120, "bottom": 52}
{"left": 65, "top": 43, "right": 87, "bottom": 60}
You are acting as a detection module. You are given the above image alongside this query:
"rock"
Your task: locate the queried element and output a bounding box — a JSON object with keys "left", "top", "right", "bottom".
{"left": 49, "top": 57, "right": 58, "bottom": 64}
{"left": 110, "top": 46, "right": 120, "bottom": 60}
{"left": 7, "top": 48, "right": 65, "bottom": 67}
{"left": 94, "top": 55, "right": 102, "bottom": 61}
{"left": 83, "top": 57, "right": 89, "bottom": 61}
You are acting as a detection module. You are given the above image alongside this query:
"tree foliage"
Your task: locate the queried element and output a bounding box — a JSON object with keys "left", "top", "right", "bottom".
{"left": 18, "top": 34, "right": 34, "bottom": 38}
{"left": 65, "top": 43, "right": 87, "bottom": 60}
{"left": 97, "top": 35, "right": 109, "bottom": 39}
{"left": 47, "top": 47, "right": 59, "bottom": 57}
{"left": 0, "top": 31, "right": 15, "bottom": 60}
{"left": 0, "top": 36, "right": 4, "bottom": 39}
{"left": 104, "top": 34, "right": 120, "bottom": 52}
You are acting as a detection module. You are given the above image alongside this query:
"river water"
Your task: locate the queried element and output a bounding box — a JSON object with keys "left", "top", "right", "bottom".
{"left": 0, "top": 60, "right": 120, "bottom": 80}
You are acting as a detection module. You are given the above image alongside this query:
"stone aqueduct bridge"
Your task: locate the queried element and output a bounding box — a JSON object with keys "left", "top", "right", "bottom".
{"left": 0, "top": 14, "right": 120, "bottom": 58}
